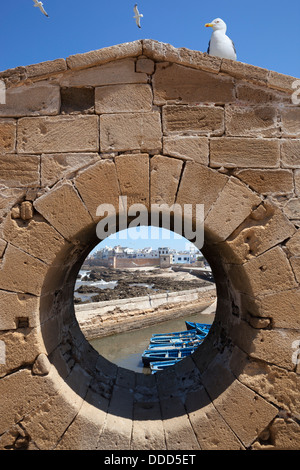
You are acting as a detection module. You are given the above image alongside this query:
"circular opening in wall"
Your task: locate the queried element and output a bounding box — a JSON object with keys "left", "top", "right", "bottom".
{"left": 74, "top": 226, "right": 216, "bottom": 375}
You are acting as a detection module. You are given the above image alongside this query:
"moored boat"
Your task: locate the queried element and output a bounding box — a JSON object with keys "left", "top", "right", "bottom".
{"left": 185, "top": 321, "right": 211, "bottom": 334}
{"left": 147, "top": 336, "right": 204, "bottom": 349}
{"left": 150, "top": 359, "right": 180, "bottom": 372}
{"left": 149, "top": 329, "right": 205, "bottom": 344}
{"left": 142, "top": 346, "right": 197, "bottom": 366}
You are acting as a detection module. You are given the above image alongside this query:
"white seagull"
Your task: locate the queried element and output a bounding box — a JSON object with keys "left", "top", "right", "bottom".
{"left": 33, "top": 0, "right": 49, "bottom": 18}
{"left": 133, "top": 4, "right": 143, "bottom": 28}
{"left": 205, "top": 18, "right": 236, "bottom": 60}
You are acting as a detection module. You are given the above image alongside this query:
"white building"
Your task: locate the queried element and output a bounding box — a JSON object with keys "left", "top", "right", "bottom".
{"left": 172, "top": 252, "right": 192, "bottom": 264}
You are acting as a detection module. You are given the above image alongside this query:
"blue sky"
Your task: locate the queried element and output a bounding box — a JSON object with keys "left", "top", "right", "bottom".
{"left": 0, "top": 0, "right": 299, "bottom": 77}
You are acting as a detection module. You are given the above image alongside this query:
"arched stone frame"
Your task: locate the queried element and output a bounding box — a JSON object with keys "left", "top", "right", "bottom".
{"left": 0, "top": 154, "right": 299, "bottom": 450}
{"left": 0, "top": 40, "right": 299, "bottom": 450}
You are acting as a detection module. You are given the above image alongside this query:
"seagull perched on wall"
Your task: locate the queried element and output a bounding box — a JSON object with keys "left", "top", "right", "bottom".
{"left": 205, "top": 18, "right": 236, "bottom": 60}
{"left": 33, "top": 0, "right": 49, "bottom": 18}
{"left": 133, "top": 4, "right": 143, "bottom": 28}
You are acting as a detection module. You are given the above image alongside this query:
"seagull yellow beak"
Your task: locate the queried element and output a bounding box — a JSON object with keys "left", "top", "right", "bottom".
{"left": 205, "top": 23, "right": 214, "bottom": 27}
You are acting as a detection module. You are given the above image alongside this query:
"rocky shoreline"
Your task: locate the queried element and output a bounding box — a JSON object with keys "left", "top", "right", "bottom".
{"left": 74, "top": 265, "right": 214, "bottom": 303}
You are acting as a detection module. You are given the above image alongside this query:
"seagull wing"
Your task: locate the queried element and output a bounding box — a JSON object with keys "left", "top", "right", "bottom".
{"left": 231, "top": 39, "right": 237, "bottom": 55}
{"left": 207, "top": 40, "right": 211, "bottom": 54}
{"left": 133, "top": 4, "right": 142, "bottom": 28}
{"left": 38, "top": 3, "right": 49, "bottom": 17}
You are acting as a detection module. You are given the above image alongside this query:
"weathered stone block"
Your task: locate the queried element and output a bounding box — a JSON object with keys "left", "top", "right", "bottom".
{"left": 150, "top": 155, "right": 183, "bottom": 205}
{"left": 115, "top": 153, "right": 149, "bottom": 207}
{"left": 230, "top": 349, "right": 300, "bottom": 419}
{"left": 95, "top": 84, "right": 153, "bottom": 114}
{"left": 61, "top": 58, "right": 147, "bottom": 87}
{"left": 176, "top": 162, "right": 228, "bottom": 217}
{"left": 225, "top": 105, "right": 280, "bottom": 137}
{"left": 283, "top": 198, "right": 300, "bottom": 219}
{"left": 185, "top": 387, "right": 244, "bottom": 450}
{"left": 100, "top": 112, "right": 162, "bottom": 153}
{"left": 295, "top": 170, "right": 300, "bottom": 195}
{"left": 205, "top": 178, "right": 262, "bottom": 242}
{"left": 258, "top": 289, "right": 300, "bottom": 329}
{"left": 201, "top": 358, "right": 278, "bottom": 447}
{"left": 290, "top": 256, "right": 300, "bottom": 283}
{"left": 230, "top": 319, "right": 300, "bottom": 370}
{"left": 143, "top": 39, "right": 222, "bottom": 74}
{"left": 162, "top": 105, "right": 224, "bottom": 135}
{"left": 221, "top": 59, "right": 269, "bottom": 84}
{"left": 22, "top": 365, "right": 90, "bottom": 450}
{"left": 210, "top": 137, "right": 280, "bottom": 168}
{"left": 0, "top": 327, "right": 46, "bottom": 377}
{"left": 268, "top": 70, "right": 298, "bottom": 92}
{"left": 41, "top": 153, "right": 100, "bottom": 187}
{"left": 281, "top": 107, "right": 300, "bottom": 137}
{"left": 54, "top": 389, "right": 108, "bottom": 450}
{"left": 228, "top": 246, "right": 298, "bottom": 296}
{"left": 136, "top": 58, "right": 155, "bottom": 74}
{"left": 281, "top": 140, "right": 300, "bottom": 168}
{"left": 0, "top": 119, "right": 16, "bottom": 153}
{"left": 286, "top": 229, "right": 300, "bottom": 256}
{"left": 0, "top": 239, "right": 6, "bottom": 258}
{"left": 0, "top": 244, "right": 47, "bottom": 295}
{"left": 235, "top": 169, "right": 294, "bottom": 195}
{"left": 160, "top": 397, "right": 200, "bottom": 450}
{"left": 0, "top": 291, "right": 39, "bottom": 330}
{"left": 33, "top": 183, "right": 94, "bottom": 243}
{"left": 17, "top": 115, "right": 99, "bottom": 154}
{"left": 0, "top": 83, "right": 60, "bottom": 117}
{"left": 257, "top": 418, "right": 300, "bottom": 450}
{"left": 66, "top": 41, "right": 143, "bottom": 69}
{"left": 0, "top": 188, "right": 26, "bottom": 224}
{"left": 25, "top": 58, "right": 67, "bottom": 78}
{"left": 97, "top": 385, "right": 133, "bottom": 450}
{"left": 131, "top": 402, "right": 165, "bottom": 450}
{"left": 163, "top": 135, "right": 209, "bottom": 164}
{"left": 75, "top": 159, "right": 120, "bottom": 221}
{"left": 236, "top": 82, "right": 289, "bottom": 104}
{"left": 219, "top": 201, "right": 296, "bottom": 263}
{"left": 0, "top": 368, "right": 62, "bottom": 435}
{"left": 3, "top": 216, "right": 66, "bottom": 265}
{"left": 153, "top": 62, "right": 234, "bottom": 104}
{"left": 0, "top": 155, "right": 40, "bottom": 187}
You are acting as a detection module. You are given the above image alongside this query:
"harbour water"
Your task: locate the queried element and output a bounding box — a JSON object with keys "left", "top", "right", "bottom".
{"left": 89, "top": 304, "right": 215, "bottom": 374}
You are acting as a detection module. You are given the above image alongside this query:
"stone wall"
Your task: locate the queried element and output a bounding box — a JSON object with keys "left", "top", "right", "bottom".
{"left": 0, "top": 40, "right": 299, "bottom": 450}
{"left": 76, "top": 285, "right": 216, "bottom": 340}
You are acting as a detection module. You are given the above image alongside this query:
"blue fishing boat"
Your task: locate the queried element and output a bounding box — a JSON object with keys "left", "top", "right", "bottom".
{"left": 150, "top": 359, "right": 180, "bottom": 372}
{"left": 142, "top": 346, "right": 197, "bottom": 366}
{"left": 147, "top": 336, "right": 204, "bottom": 349}
{"left": 150, "top": 329, "right": 204, "bottom": 344}
{"left": 185, "top": 321, "right": 212, "bottom": 334}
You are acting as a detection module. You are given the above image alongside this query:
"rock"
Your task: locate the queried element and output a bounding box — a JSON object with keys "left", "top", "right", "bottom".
{"left": 32, "top": 353, "right": 51, "bottom": 376}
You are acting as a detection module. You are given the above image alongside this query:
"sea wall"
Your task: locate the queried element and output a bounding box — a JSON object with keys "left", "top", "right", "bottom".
{"left": 75, "top": 285, "right": 216, "bottom": 339}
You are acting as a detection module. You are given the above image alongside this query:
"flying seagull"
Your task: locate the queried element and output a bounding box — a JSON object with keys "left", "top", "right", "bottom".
{"left": 33, "top": 0, "right": 49, "bottom": 18}
{"left": 205, "top": 18, "right": 236, "bottom": 60}
{"left": 133, "top": 4, "right": 143, "bottom": 28}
